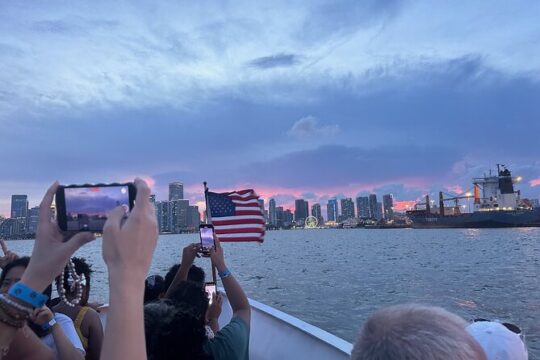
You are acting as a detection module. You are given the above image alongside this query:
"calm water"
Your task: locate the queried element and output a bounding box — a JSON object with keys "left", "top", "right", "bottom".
{"left": 6, "top": 229, "right": 540, "bottom": 358}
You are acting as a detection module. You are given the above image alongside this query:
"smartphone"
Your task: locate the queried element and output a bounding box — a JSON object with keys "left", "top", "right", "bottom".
{"left": 205, "top": 282, "right": 217, "bottom": 304}
{"left": 199, "top": 224, "right": 215, "bottom": 255}
{"left": 56, "top": 183, "right": 136, "bottom": 232}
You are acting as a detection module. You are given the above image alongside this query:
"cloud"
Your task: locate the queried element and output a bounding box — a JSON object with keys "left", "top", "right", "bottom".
{"left": 287, "top": 116, "right": 340, "bottom": 139}
{"left": 248, "top": 53, "right": 301, "bottom": 69}
{"left": 530, "top": 178, "right": 540, "bottom": 187}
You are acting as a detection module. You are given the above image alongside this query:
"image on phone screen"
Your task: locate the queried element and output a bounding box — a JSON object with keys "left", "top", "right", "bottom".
{"left": 205, "top": 283, "right": 216, "bottom": 304}
{"left": 200, "top": 226, "right": 214, "bottom": 250}
{"left": 65, "top": 186, "right": 130, "bottom": 231}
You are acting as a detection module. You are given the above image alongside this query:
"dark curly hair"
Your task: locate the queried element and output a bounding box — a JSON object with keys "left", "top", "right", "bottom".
{"left": 144, "top": 300, "right": 212, "bottom": 360}
{"left": 55, "top": 257, "right": 93, "bottom": 305}
{"left": 167, "top": 281, "right": 209, "bottom": 324}
{"left": 0, "top": 256, "right": 30, "bottom": 284}
{"left": 164, "top": 263, "right": 205, "bottom": 293}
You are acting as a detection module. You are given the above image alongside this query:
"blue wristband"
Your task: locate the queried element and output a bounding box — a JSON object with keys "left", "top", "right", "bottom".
{"left": 218, "top": 269, "right": 231, "bottom": 280}
{"left": 8, "top": 282, "right": 48, "bottom": 309}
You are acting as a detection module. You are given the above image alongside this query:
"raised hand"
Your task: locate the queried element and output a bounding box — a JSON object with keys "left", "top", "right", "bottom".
{"left": 182, "top": 243, "right": 200, "bottom": 267}
{"left": 207, "top": 291, "right": 223, "bottom": 320}
{"left": 21, "top": 182, "right": 96, "bottom": 292}
{"left": 0, "top": 240, "right": 18, "bottom": 269}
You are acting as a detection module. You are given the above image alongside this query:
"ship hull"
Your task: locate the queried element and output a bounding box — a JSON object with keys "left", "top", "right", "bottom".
{"left": 407, "top": 208, "right": 540, "bottom": 229}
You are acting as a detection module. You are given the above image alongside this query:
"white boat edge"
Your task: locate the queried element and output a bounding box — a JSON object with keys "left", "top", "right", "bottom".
{"left": 98, "top": 292, "right": 353, "bottom": 360}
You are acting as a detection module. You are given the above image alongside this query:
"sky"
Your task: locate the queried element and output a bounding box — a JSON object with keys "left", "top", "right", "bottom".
{"left": 1, "top": 0, "right": 540, "bottom": 216}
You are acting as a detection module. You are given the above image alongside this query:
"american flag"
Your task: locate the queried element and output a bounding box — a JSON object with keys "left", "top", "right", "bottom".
{"left": 207, "top": 189, "right": 265, "bottom": 242}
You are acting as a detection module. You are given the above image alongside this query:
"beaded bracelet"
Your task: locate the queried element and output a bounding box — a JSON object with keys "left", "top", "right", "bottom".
{"left": 0, "top": 294, "right": 33, "bottom": 316}
{"left": 0, "top": 301, "right": 27, "bottom": 328}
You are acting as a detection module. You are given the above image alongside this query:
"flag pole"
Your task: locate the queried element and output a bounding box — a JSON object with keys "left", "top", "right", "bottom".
{"left": 203, "top": 182, "right": 218, "bottom": 287}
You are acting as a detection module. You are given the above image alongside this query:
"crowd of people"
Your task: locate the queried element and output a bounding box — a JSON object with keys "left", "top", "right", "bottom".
{"left": 0, "top": 179, "right": 529, "bottom": 359}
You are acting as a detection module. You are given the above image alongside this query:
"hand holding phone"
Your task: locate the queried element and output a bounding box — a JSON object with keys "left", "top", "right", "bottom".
{"left": 199, "top": 224, "right": 215, "bottom": 256}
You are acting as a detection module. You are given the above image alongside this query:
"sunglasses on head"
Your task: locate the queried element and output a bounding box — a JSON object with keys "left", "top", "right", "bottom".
{"left": 473, "top": 318, "right": 522, "bottom": 335}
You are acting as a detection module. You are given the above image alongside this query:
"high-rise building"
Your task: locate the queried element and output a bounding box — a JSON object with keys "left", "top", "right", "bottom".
{"left": 149, "top": 194, "right": 156, "bottom": 205}
{"left": 531, "top": 198, "right": 540, "bottom": 208}
{"left": 283, "top": 209, "right": 294, "bottom": 225}
{"left": 327, "top": 199, "right": 338, "bottom": 222}
{"left": 383, "top": 194, "right": 394, "bottom": 220}
{"left": 311, "top": 203, "right": 323, "bottom": 225}
{"left": 356, "top": 196, "right": 370, "bottom": 218}
{"left": 275, "top": 206, "right": 284, "bottom": 227}
{"left": 156, "top": 201, "right": 171, "bottom": 233}
{"left": 168, "top": 182, "right": 184, "bottom": 201}
{"left": 269, "top": 199, "right": 277, "bottom": 226}
{"left": 368, "top": 194, "right": 378, "bottom": 219}
{"left": 11, "top": 195, "right": 28, "bottom": 219}
{"left": 187, "top": 206, "right": 200, "bottom": 229}
{"left": 340, "top": 198, "right": 355, "bottom": 220}
{"left": 376, "top": 202, "right": 383, "bottom": 221}
{"left": 170, "top": 199, "right": 190, "bottom": 232}
{"left": 294, "top": 199, "right": 309, "bottom": 225}
{"left": 26, "top": 206, "right": 40, "bottom": 234}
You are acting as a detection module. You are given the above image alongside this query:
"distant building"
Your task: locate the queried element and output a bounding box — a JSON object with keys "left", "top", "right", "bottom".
{"left": 340, "top": 198, "right": 355, "bottom": 220}
{"left": 376, "top": 202, "right": 384, "bottom": 221}
{"left": 168, "top": 182, "right": 184, "bottom": 201}
{"left": 383, "top": 194, "right": 394, "bottom": 220}
{"left": 294, "top": 199, "right": 309, "bottom": 225}
{"left": 187, "top": 206, "right": 200, "bottom": 230}
{"left": 258, "top": 199, "right": 266, "bottom": 222}
{"left": 11, "top": 195, "right": 28, "bottom": 219}
{"left": 149, "top": 194, "right": 156, "bottom": 205}
{"left": 311, "top": 203, "right": 323, "bottom": 225}
{"left": 269, "top": 199, "right": 277, "bottom": 226}
{"left": 356, "top": 196, "right": 370, "bottom": 218}
{"left": 531, "top": 198, "right": 540, "bottom": 208}
{"left": 170, "top": 199, "right": 190, "bottom": 232}
{"left": 327, "top": 199, "right": 338, "bottom": 222}
{"left": 275, "top": 206, "right": 284, "bottom": 227}
{"left": 283, "top": 209, "right": 294, "bottom": 226}
{"left": 26, "top": 206, "right": 40, "bottom": 234}
{"left": 368, "top": 194, "right": 378, "bottom": 219}
{"left": 156, "top": 201, "right": 171, "bottom": 232}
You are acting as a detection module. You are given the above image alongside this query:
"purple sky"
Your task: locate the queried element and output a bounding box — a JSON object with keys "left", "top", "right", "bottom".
{"left": 1, "top": 0, "right": 539, "bottom": 215}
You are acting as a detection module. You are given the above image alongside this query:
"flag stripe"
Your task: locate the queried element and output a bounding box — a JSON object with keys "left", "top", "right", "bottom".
{"left": 214, "top": 224, "right": 265, "bottom": 230}
{"left": 217, "top": 233, "right": 264, "bottom": 238}
{"left": 232, "top": 199, "right": 260, "bottom": 205}
{"left": 215, "top": 228, "right": 265, "bottom": 234}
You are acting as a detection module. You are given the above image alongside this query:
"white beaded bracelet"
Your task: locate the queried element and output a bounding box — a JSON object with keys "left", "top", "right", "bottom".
{"left": 0, "top": 294, "right": 33, "bottom": 315}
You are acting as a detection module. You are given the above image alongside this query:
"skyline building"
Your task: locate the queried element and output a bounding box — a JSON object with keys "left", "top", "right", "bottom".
{"left": 269, "top": 198, "right": 276, "bottom": 226}
{"left": 168, "top": 182, "right": 184, "bottom": 201}
{"left": 368, "top": 194, "right": 378, "bottom": 219}
{"left": 383, "top": 194, "right": 394, "bottom": 220}
{"left": 170, "top": 199, "right": 190, "bottom": 232}
{"left": 11, "top": 195, "right": 28, "bottom": 219}
{"left": 311, "top": 203, "right": 323, "bottom": 225}
{"left": 356, "top": 196, "right": 370, "bottom": 218}
{"left": 327, "top": 199, "right": 338, "bottom": 222}
{"left": 156, "top": 201, "right": 171, "bottom": 233}
{"left": 294, "top": 199, "right": 309, "bottom": 225}
{"left": 376, "top": 202, "right": 384, "bottom": 221}
{"left": 340, "top": 198, "right": 355, "bottom": 220}
{"left": 26, "top": 206, "right": 39, "bottom": 234}
{"left": 187, "top": 205, "right": 201, "bottom": 230}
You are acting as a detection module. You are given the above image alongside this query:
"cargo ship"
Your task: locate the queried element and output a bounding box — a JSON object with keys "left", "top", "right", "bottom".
{"left": 407, "top": 165, "right": 540, "bottom": 228}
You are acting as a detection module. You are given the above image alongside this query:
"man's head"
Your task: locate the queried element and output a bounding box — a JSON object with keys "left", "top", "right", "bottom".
{"left": 144, "top": 274, "right": 165, "bottom": 303}
{"left": 351, "top": 304, "right": 486, "bottom": 360}
{"left": 144, "top": 300, "right": 211, "bottom": 360}
{"left": 167, "top": 281, "right": 208, "bottom": 324}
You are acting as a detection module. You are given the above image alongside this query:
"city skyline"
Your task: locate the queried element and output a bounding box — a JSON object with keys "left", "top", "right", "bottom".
{"left": 1, "top": 1, "right": 539, "bottom": 217}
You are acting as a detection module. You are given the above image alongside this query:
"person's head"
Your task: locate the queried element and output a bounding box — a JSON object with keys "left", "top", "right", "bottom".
{"left": 0, "top": 256, "right": 30, "bottom": 293}
{"left": 56, "top": 257, "right": 93, "bottom": 306}
{"left": 144, "top": 274, "right": 165, "bottom": 303}
{"left": 144, "top": 300, "right": 211, "bottom": 360}
{"left": 168, "top": 281, "right": 208, "bottom": 324}
{"left": 467, "top": 321, "right": 528, "bottom": 360}
{"left": 164, "top": 263, "right": 205, "bottom": 291}
{"left": 351, "top": 304, "right": 487, "bottom": 360}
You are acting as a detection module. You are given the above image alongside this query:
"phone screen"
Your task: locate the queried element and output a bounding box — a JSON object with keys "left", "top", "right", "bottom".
{"left": 64, "top": 185, "right": 130, "bottom": 231}
{"left": 205, "top": 283, "right": 216, "bottom": 304}
{"left": 199, "top": 226, "right": 214, "bottom": 250}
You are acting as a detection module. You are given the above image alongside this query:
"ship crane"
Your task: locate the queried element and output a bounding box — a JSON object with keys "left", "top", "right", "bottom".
{"left": 437, "top": 192, "right": 476, "bottom": 216}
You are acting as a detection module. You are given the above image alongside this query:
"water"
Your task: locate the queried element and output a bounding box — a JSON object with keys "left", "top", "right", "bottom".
{"left": 5, "top": 228, "right": 540, "bottom": 358}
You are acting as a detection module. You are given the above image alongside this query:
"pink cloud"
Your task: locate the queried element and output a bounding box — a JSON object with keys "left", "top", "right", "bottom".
{"left": 530, "top": 178, "right": 540, "bottom": 187}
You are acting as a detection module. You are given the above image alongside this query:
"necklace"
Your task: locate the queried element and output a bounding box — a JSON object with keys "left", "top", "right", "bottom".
{"left": 58, "top": 259, "right": 85, "bottom": 307}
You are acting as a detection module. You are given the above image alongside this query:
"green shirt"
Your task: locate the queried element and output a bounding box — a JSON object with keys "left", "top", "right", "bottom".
{"left": 204, "top": 316, "right": 250, "bottom": 360}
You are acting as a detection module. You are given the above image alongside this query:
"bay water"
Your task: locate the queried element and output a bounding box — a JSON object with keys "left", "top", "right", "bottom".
{"left": 5, "top": 228, "right": 539, "bottom": 357}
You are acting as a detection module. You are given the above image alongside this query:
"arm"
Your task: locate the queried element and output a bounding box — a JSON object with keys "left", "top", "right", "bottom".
{"left": 210, "top": 238, "right": 251, "bottom": 327}
{"left": 50, "top": 316, "right": 85, "bottom": 360}
{"left": 0, "top": 182, "right": 94, "bottom": 358}
{"left": 3, "top": 325, "right": 54, "bottom": 360}
{"left": 100, "top": 179, "right": 158, "bottom": 360}
{"left": 163, "top": 243, "right": 199, "bottom": 298}
{"left": 206, "top": 292, "right": 223, "bottom": 332}
{"left": 86, "top": 310, "right": 104, "bottom": 360}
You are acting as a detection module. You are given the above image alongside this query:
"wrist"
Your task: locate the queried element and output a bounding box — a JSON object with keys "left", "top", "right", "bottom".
{"left": 215, "top": 262, "right": 227, "bottom": 273}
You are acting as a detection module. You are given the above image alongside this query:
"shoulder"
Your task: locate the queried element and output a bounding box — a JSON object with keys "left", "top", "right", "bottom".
{"left": 54, "top": 312, "right": 74, "bottom": 326}
{"left": 204, "top": 316, "right": 250, "bottom": 359}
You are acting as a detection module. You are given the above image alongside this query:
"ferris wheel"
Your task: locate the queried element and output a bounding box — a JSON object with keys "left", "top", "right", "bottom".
{"left": 304, "top": 216, "right": 318, "bottom": 229}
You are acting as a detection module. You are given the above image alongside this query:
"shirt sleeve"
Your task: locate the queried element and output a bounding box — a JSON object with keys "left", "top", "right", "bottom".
{"left": 55, "top": 313, "right": 86, "bottom": 355}
{"left": 205, "top": 316, "right": 250, "bottom": 360}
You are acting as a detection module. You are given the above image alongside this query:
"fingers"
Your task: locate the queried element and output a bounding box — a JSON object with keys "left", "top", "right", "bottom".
{"left": 131, "top": 178, "right": 151, "bottom": 214}
{"left": 39, "top": 181, "right": 59, "bottom": 220}
{"left": 213, "top": 235, "right": 221, "bottom": 249}
{"left": 103, "top": 206, "right": 128, "bottom": 236}
{"left": 0, "top": 239, "right": 7, "bottom": 255}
